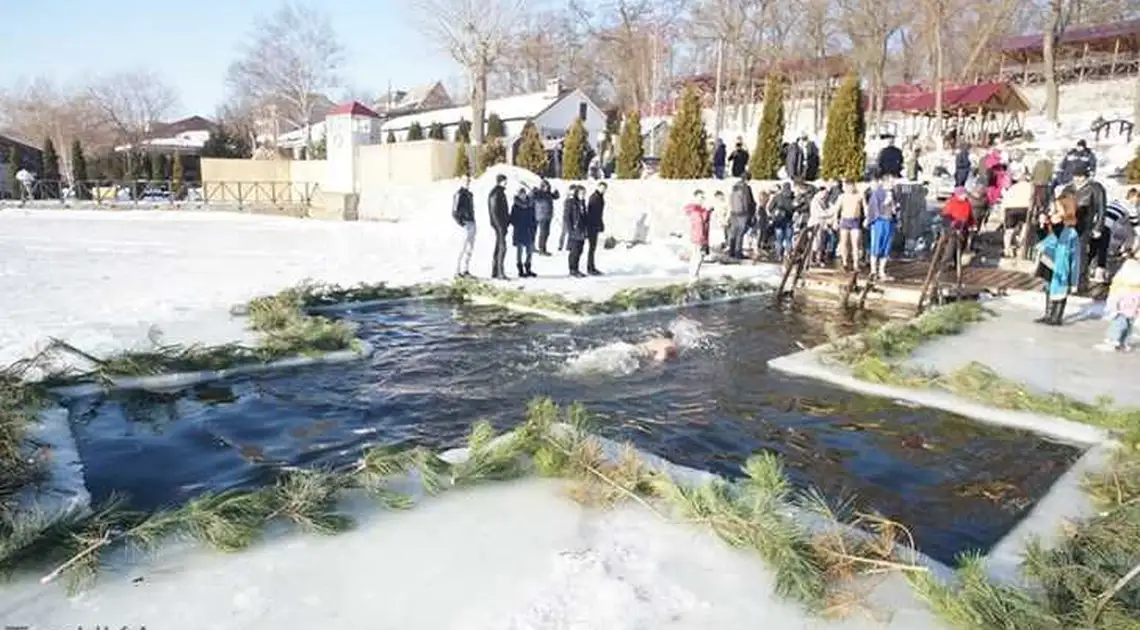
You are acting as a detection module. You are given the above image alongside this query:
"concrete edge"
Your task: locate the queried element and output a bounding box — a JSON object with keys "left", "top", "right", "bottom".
{"left": 48, "top": 341, "right": 375, "bottom": 399}
{"left": 467, "top": 290, "right": 773, "bottom": 325}
{"left": 13, "top": 407, "right": 92, "bottom": 526}
{"left": 983, "top": 440, "right": 1120, "bottom": 585}
{"left": 767, "top": 347, "right": 1111, "bottom": 447}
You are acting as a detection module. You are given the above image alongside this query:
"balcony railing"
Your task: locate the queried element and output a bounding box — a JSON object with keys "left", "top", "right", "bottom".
{"left": 0, "top": 179, "right": 321, "bottom": 210}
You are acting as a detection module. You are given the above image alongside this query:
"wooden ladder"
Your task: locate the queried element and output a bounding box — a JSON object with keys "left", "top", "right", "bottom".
{"left": 914, "top": 231, "right": 965, "bottom": 315}
{"left": 774, "top": 225, "right": 819, "bottom": 300}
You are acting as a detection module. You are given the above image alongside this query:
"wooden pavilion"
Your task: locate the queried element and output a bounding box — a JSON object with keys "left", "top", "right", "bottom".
{"left": 995, "top": 20, "right": 1140, "bottom": 85}
{"left": 881, "top": 82, "right": 1031, "bottom": 145}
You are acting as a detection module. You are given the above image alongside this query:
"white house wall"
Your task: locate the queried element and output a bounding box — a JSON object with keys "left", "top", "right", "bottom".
{"left": 533, "top": 90, "right": 607, "bottom": 148}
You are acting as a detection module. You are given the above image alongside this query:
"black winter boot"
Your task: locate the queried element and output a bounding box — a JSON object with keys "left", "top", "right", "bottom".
{"left": 524, "top": 264, "right": 536, "bottom": 278}
{"left": 1048, "top": 299, "right": 1067, "bottom": 326}
{"left": 517, "top": 263, "right": 525, "bottom": 277}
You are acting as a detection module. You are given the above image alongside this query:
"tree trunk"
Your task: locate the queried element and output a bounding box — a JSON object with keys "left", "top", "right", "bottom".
{"left": 1043, "top": 0, "right": 1062, "bottom": 124}
{"left": 933, "top": 0, "right": 945, "bottom": 150}
{"left": 1133, "top": 76, "right": 1140, "bottom": 127}
{"left": 471, "top": 64, "right": 488, "bottom": 146}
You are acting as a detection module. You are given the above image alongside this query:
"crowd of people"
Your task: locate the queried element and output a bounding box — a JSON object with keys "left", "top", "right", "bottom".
{"left": 452, "top": 173, "right": 609, "bottom": 280}
{"left": 938, "top": 137, "right": 1138, "bottom": 351}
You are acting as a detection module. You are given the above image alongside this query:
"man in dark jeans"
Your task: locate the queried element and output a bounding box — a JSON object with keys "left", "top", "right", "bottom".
{"left": 585, "top": 182, "right": 607, "bottom": 275}
{"left": 488, "top": 174, "right": 510, "bottom": 279}
{"left": 1063, "top": 162, "right": 1109, "bottom": 290}
{"left": 531, "top": 178, "right": 560, "bottom": 255}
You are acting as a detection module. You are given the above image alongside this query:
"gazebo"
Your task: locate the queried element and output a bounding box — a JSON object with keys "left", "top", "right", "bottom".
{"left": 881, "top": 82, "right": 1031, "bottom": 145}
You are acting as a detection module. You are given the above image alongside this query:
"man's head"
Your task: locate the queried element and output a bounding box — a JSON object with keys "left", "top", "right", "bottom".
{"left": 1072, "top": 161, "right": 1090, "bottom": 185}
{"left": 1076, "top": 139, "right": 1087, "bottom": 151}
{"left": 495, "top": 174, "right": 507, "bottom": 186}
{"left": 461, "top": 175, "right": 471, "bottom": 188}
{"left": 1127, "top": 187, "right": 1139, "bottom": 204}
{"left": 735, "top": 136, "right": 743, "bottom": 148}
{"left": 596, "top": 182, "right": 607, "bottom": 194}
{"left": 799, "top": 133, "right": 809, "bottom": 144}
{"left": 694, "top": 189, "right": 706, "bottom": 204}
{"left": 843, "top": 179, "right": 857, "bottom": 193}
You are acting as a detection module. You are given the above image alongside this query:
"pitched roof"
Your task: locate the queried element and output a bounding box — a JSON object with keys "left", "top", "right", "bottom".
{"left": 328, "top": 101, "right": 381, "bottom": 118}
{"left": 379, "top": 88, "right": 582, "bottom": 132}
{"left": 0, "top": 131, "right": 40, "bottom": 152}
{"left": 150, "top": 115, "right": 217, "bottom": 137}
{"left": 997, "top": 19, "right": 1140, "bottom": 55}
{"left": 881, "top": 82, "right": 1029, "bottom": 114}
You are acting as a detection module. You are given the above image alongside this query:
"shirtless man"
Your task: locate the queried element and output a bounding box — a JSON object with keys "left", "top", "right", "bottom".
{"left": 635, "top": 330, "right": 678, "bottom": 361}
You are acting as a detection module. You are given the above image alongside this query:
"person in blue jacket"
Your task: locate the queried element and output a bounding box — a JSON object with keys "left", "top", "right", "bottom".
{"left": 509, "top": 186, "right": 537, "bottom": 277}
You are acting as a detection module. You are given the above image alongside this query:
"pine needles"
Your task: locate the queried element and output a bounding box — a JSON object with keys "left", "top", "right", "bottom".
{"left": 827, "top": 301, "right": 1140, "bottom": 628}
{"left": 0, "top": 396, "right": 926, "bottom": 617}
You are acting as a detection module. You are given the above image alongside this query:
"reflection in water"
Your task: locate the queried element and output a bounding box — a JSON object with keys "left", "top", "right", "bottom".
{"left": 67, "top": 298, "right": 1082, "bottom": 566}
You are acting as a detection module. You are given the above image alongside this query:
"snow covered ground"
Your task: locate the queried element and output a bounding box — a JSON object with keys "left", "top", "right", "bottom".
{"left": 0, "top": 205, "right": 766, "bottom": 370}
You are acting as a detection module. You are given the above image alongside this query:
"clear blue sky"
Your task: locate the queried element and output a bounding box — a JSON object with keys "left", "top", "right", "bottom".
{"left": 0, "top": 0, "right": 458, "bottom": 119}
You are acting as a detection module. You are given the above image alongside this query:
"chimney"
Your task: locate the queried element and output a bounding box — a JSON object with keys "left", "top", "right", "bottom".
{"left": 545, "top": 77, "right": 563, "bottom": 97}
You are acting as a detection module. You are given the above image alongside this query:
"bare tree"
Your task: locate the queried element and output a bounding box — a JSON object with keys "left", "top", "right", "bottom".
{"left": 412, "top": 0, "right": 525, "bottom": 145}
{"left": 226, "top": 2, "right": 344, "bottom": 151}
{"left": 87, "top": 70, "right": 179, "bottom": 149}
{"left": 0, "top": 78, "right": 113, "bottom": 179}
{"left": 836, "top": 0, "right": 911, "bottom": 130}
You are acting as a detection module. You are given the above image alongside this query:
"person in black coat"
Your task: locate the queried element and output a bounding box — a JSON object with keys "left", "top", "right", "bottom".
{"left": 451, "top": 175, "right": 476, "bottom": 277}
{"left": 727, "top": 174, "right": 756, "bottom": 259}
{"left": 712, "top": 139, "right": 727, "bottom": 179}
{"left": 953, "top": 144, "right": 972, "bottom": 188}
{"left": 876, "top": 137, "right": 904, "bottom": 179}
{"left": 728, "top": 137, "right": 750, "bottom": 178}
{"left": 584, "top": 182, "right": 607, "bottom": 275}
{"left": 564, "top": 186, "right": 589, "bottom": 277}
{"left": 509, "top": 186, "right": 538, "bottom": 277}
{"left": 488, "top": 174, "right": 510, "bottom": 279}
{"left": 531, "top": 178, "right": 560, "bottom": 255}
{"left": 785, "top": 135, "right": 819, "bottom": 182}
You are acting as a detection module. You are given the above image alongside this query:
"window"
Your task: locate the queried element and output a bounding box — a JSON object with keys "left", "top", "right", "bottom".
{"left": 578, "top": 102, "right": 587, "bottom": 120}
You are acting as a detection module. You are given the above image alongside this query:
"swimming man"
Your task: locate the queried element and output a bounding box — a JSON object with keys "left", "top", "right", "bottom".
{"left": 634, "top": 330, "right": 678, "bottom": 362}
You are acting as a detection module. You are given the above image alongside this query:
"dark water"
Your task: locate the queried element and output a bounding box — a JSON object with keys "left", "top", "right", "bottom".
{"left": 67, "top": 299, "right": 1081, "bottom": 566}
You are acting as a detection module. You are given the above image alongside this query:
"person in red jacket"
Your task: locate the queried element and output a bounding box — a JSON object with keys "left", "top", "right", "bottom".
{"left": 942, "top": 187, "right": 974, "bottom": 230}
{"left": 685, "top": 189, "right": 711, "bottom": 282}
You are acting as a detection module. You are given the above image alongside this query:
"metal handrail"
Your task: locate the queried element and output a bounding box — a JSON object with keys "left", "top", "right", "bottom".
{"left": 0, "top": 179, "right": 321, "bottom": 209}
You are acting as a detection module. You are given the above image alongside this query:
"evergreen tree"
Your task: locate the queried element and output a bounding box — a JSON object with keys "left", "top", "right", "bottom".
{"left": 561, "top": 118, "right": 587, "bottom": 180}
{"left": 42, "top": 137, "right": 61, "bottom": 198}
{"left": 171, "top": 153, "right": 185, "bottom": 199}
{"left": 820, "top": 74, "right": 867, "bottom": 181}
{"left": 1126, "top": 144, "right": 1140, "bottom": 184}
{"left": 454, "top": 142, "right": 472, "bottom": 177}
{"left": 201, "top": 124, "right": 251, "bottom": 159}
{"left": 750, "top": 79, "right": 786, "bottom": 180}
{"left": 616, "top": 110, "right": 644, "bottom": 179}
{"left": 406, "top": 122, "right": 424, "bottom": 141}
{"left": 149, "top": 153, "right": 166, "bottom": 182}
{"left": 604, "top": 108, "right": 622, "bottom": 136}
{"left": 486, "top": 113, "right": 505, "bottom": 139}
{"left": 70, "top": 139, "right": 89, "bottom": 200}
{"left": 515, "top": 121, "right": 548, "bottom": 175}
{"left": 310, "top": 136, "right": 327, "bottom": 159}
{"left": 659, "top": 85, "right": 710, "bottom": 179}
{"left": 427, "top": 122, "right": 445, "bottom": 140}
{"left": 5, "top": 147, "right": 19, "bottom": 199}
{"left": 476, "top": 137, "right": 506, "bottom": 175}
{"left": 455, "top": 119, "right": 471, "bottom": 143}
{"left": 386, "top": 130, "right": 397, "bottom": 143}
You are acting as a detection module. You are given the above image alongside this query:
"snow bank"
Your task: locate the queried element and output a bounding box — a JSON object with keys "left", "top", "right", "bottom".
{"left": 2, "top": 437, "right": 951, "bottom": 630}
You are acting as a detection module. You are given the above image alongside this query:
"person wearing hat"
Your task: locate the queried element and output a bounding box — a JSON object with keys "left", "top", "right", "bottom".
{"left": 488, "top": 173, "right": 511, "bottom": 279}
{"left": 1061, "top": 161, "right": 1109, "bottom": 289}
{"left": 1059, "top": 139, "right": 1097, "bottom": 184}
